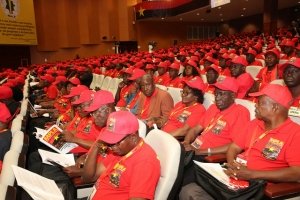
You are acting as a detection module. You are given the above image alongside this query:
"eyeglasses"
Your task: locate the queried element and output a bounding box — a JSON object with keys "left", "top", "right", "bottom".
{"left": 180, "top": 90, "right": 193, "bottom": 96}
{"left": 91, "top": 106, "right": 109, "bottom": 117}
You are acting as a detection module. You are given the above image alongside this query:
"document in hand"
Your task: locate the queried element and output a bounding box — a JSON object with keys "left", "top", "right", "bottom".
{"left": 193, "top": 161, "right": 249, "bottom": 190}
{"left": 12, "top": 165, "right": 64, "bottom": 200}
{"left": 39, "top": 125, "right": 78, "bottom": 154}
{"left": 38, "top": 149, "right": 75, "bottom": 167}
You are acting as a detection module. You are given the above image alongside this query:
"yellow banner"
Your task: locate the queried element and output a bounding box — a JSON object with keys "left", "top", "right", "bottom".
{"left": 0, "top": 0, "right": 37, "bottom": 45}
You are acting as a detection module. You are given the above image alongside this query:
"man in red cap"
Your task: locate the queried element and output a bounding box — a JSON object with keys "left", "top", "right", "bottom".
{"left": 115, "top": 67, "right": 134, "bottom": 107}
{"left": 204, "top": 64, "right": 221, "bottom": 94}
{"left": 281, "top": 40, "right": 295, "bottom": 59}
{"left": 165, "top": 62, "right": 183, "bottom": 88}
{"left": 282, "top": 57, "right": 300, "bottom": 117}
{"left": 179, "top": 76, "right": 250, "bottom": 199}
{"left": 136, "top": 74, "right": 174, "bottom": 128}
{"left": 230, "top": 56, "right": 256, "bottom": 99}
{"left": 154, "top": 61, "right": 171, "bottom": 85}
{"left": 183, "top": 76, "right": 250, "bottom": 155}
{"left": 246, "top": 49, "right": 263, "bottom": 67}
{"left": 82, "top": 111, "right": 160, "bottom": 200}
{"left": 256, "top": 48, "right": 281, "bottom": 89}
{"left": 162, "top": 76, "right": 206, "bottom": 136}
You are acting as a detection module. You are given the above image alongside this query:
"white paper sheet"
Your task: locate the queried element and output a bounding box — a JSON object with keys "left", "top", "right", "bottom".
{"left": 38, "top": 149, "right": 75, "bottom": 167}
{"left": 12, "top": 165, "right": 64, "bottom": 200}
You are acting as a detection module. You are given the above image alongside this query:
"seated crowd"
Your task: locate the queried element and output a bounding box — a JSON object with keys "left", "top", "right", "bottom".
{"left": 0, "top": 27, "right": 300, "bottom": 200}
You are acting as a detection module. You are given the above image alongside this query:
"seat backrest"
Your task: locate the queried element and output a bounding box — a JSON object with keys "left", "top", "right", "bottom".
{"left": 290, "top": 116, "right": 300, "bottom": 125}
{"left": 0, "top": 150, "right": 20, "bottom": 186}
{"left": 156, "top": 84, "right": 167, "bottom": 91}
{"left": 235, "top": 98, "right": 256, "bottom": 120}
{"left": 10, "top": 131, "right": 24, "bottom": 154}
{"left": 108, "top": 78, "right": 122, "bottom": 97}
{"left": 167, "top": 87, "right": 182, "bottom": 105}
{"left": 100, "top": 76, "right": 112, "bottom": 90}
{"left": 246, "top": 65, "right": 263, "bottom": 79}
{"left": 145, "top": 129, "right": 182, "bottom": 200}
{"left": 203, "top": 93, "right": 215, "bottom": 110}
{"left": 89, "top": 73, "right": 98, "bottom": 89}
{"left": 270, "top": 79, "right": 285, "bottom": 86}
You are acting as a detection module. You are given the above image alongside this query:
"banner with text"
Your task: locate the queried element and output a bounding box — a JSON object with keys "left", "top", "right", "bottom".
{"left": 0, "top": 0, "right": 37, "bottom": 45}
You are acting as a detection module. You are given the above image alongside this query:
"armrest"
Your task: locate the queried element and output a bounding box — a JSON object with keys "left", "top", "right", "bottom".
{"left": 72, "top": 177, "right": 95, "bottom": 189}
{"left": 204, "top": 153, "right": 226, "bottom": 163}
{"left": 265, "top": 182, "right": 300, "bottom": 199}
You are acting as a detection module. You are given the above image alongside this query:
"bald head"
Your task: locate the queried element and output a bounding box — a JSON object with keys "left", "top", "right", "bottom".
{"left": 140, "top": 74, "right": 155, "bottom": 97}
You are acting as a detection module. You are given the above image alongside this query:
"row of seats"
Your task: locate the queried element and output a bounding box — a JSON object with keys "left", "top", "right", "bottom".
{"left": 0, "top": 73, "right": 31, "bottom": 200}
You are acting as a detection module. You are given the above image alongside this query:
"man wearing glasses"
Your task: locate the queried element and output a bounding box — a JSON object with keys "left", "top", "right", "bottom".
{"left": 82, "top": 111, "right": 160, "bottom": 200}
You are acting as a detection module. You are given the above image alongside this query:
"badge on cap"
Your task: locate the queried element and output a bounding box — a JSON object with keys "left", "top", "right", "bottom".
{"left": 107, "top": 117, "right": 116, "bottom": 132}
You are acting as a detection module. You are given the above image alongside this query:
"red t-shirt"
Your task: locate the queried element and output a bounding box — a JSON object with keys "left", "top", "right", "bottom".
{"left": 194, "top": 103, "right": 250, "bottom": 149}
{"left": 116, "top": 84, "right": 134, "bottom": 107}
{"left": 71, "top": 117, "right": 101, "bottom": 154}
{"left": 92, "top": 141, "right": 160, "bottom": 200}
{"left": 154, "top": 73, "right": 170, "bottom": 86}
{"left": 235, "top": 118, "right": 300, "bottom": 170}
{"left": 162, "top": 102, "right": 205, "bottom": 133}
{"left": 165, "top": 77, "right": 183, "bottom": 88}
{"left": 256, "top": 66, "right": 279, "bottom": 89}
{"left": 46, "top": 84, "right": 59, "bottom": 99}
{"left": 54, "top": 97, "right": 71, "bottom": 114}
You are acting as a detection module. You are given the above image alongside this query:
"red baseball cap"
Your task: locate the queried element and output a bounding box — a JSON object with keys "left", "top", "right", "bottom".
{"left": 249, "top": 84, "right": 292, "bottom": 108}
{"left": 122, "top": 67, "right": 134, "bottom": 75}
{"left": 247, "top": 49, "right": 257, "bottom": 56}
{"left": 40, "top": 74, "right": 55, "bottom": 83}
{"left": 280, "top": 57, "right": 300, "bottom": 75}
{"left": 265, "top": 48, "right": 280, "bottom": 59}
{"left": 231, "top": 56, "right": 248, "bottom": 66}
{"left": 97, "top": 111, "right": 139, "bottom": 144}
{"left": 53, "top": 76, "right": 67, "bottom": 85}
{"left": 182, "top": 76, "right": 205, "bottom": 92}
{"left": 68, "top": 77, "right": 81, "bottom": 85}
{"left": 237, "top": 73, "right": 254, "bottom": 98}
{"left": 0, "top": 86, "right": 13, "bottom": 99}
{"left": 64, "top": 85, "right": 89, "bottom": 98}
{"left": 169, "top": 62, "right": 180, "bottom": 70}
{"left": 72, "top": 90, "right": 95, "bottom": 105}
{"left": 213, "top": 76, "right": 239, "bottom": 93}
{"left": 145, "top": 64, "right": 155, "bottom": 70}
{"left": 186, "top": 59, "right": 197, "bottom": 69}
{"left": 128, "top": 69, "right": 146, "bottom": 81}
{"left": 85, "top": 90, "right": 114, "bottom": 112}
{"left": 284, "top": 40, "right": 295, "bottom": 47}
{"left": 0, "top": 102, "right": 11, "bottom": 123}
{"left": 158, "top": 61, "right": 168, "bottom": 68}
{"left": 207, "top": 64, "right": 222, "bottom": 74}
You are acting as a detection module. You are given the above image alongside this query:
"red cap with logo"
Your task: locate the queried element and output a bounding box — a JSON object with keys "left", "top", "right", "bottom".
{"left": 231, "top": 56, "right": 248, "bottom": 66}
{"left": 85, "top": 90, "right": 114, "bottom": 112}
{"left": 53, "top": 76, "right": 67, "bottom": 85}
{"left": 64, "top": 85, "right": 89, "bottom": 98}
{"left": 97, "top": 111, "right": 139, "bottom": 144}
{"left": 249, "top": 84, "right": 292, "bottom": 108}
{"left": 213, "top": 76, "right": 239, "bottom": 93}
{"left": 265, "top": 48, "right": 280, "bottom": 59}
{"left": 169, "top": 62, "right": 180, "bottom": 70}
{"left": 68, "top": 77, "right": 81, "bottom": 85}
{"left": 182, "top": 76, "right": 205, "bottom": 92}
{"left": 128, "top": 69, "right": 146, "bottom": 81}
{"left": 72, "top": 90, "right": 95, "bottom": 105}
{"left": 207, "top": 64, "right": 222, "bottom": 74}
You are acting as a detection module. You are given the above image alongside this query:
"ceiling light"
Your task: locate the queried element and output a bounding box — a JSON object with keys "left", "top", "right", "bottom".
{"left": 241, "top": 14, "right": 244, "bottom": 17}
{"left": 201, "top": 18, "right": 204, "bottom": 21}
{"left": 219, "top": 13, "right": 223, "bottom": 16}
{"left": 196, "top": 13, "right": 200, "bottom": 16}
{"left": 218, "top": 7, "right": 222, "bottom": 9}
{"left": 243, "top": 8, "right": 246, "bottom": 10}
{"left": 161, "top": 17, "right": 165, "bottom": 20}
{"left": 180, "top": 18, "right": 183, "bottom": 21}
{"left": 221, "top": 19, "right": 224, "bottom": 21}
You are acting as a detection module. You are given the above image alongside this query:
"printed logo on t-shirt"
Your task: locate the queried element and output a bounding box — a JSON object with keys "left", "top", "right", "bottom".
{"left": 177, "top": 110, "right": 191, "bottom": 123}
{"left": 211, "top": 119, "right": 226, "bottom": 135}
{"left": 83, "top": 120, "right": 92, "bottom": 133}
{"left": 262, "top": 138, "right": 284, "bottom": 160}
{"left": 110, "top": 163, "right": 126, "bottom": 187}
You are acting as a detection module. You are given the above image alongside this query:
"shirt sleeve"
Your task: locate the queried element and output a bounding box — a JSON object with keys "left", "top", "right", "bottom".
{"left": 286, "top": 131, "right": 300, "bottom": 166}
{"left": 46, "top": 85, "right": 58, "bottom": 99}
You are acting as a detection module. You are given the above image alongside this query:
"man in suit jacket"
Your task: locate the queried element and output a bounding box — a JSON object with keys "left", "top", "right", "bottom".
{"left": 136, "top": 74, "right": 174, "bottom": 128}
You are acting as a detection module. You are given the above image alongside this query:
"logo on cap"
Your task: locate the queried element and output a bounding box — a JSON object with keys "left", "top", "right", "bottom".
{"left": 107, "top": 117, "right": 116, "bottom": 132}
